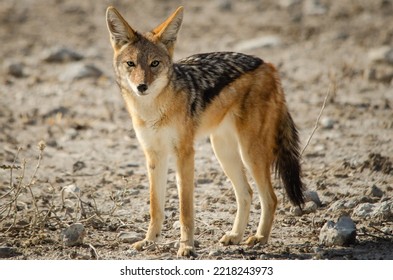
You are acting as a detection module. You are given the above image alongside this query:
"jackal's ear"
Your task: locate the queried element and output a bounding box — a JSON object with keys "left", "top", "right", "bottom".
{"left": 152, "top": 6, "right": 183, "bottom": 56}
{"left": 106, "top": 6, "right": 137, "bottom": 50}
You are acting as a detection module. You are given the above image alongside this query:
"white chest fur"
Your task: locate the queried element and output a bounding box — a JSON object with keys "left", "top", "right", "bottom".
{"left": 133, "top": 123, "right": 178, "bottom": 154}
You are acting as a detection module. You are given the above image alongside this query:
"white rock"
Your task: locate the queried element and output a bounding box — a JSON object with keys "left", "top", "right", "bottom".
{"left": 366, "top": 185, "right": 384, "bottom": 198}
{"left": 61, "top": 223, "right": 86, "bottom": 246}
{"left": 60, "top": 63, "right": 103, "bottom": 81}
{"left": 319, "top": 216, "right": 356, "bottom": 246}
{"left": 303, "top": 201, "right": 318, "bottom": 214}
{"left": 328, "top": 198, "right": 358, "bottom": 212}
{"left": 234, "top": 36, "right": 282, "bottom": 52}
{"left": 7, "top": 62, "right": 25, "bottom": 78}
{"left": 61, "top": 184, "right": 80, "bottom": 200}
{"left": 352, "top": 200, "right": 393, "bottom": 220}
{"left": 368, "top": 46, "right": 393, "bottom": 64}
{"left": 117, "top": 232, "right": 142, "bottom": 244}
{"left": 44, "top": 47, "right": 83, "bottom": 63}
{"left": 352, "top": 203, "right": 375, "bottom": 218}
{"left": 304, "top": 190, "right": 322, "bottom": 206}
{"left": 290, "top": 205, "right": 303, "bottom": 216}
{"left": 320, "top": 117, "right": 335, "bottom": 129}
{"left": 173, "top": 220, "right": 181, "bottom": 229}
{"left": 373, "top": 200, "right": 393, "bottom": 220}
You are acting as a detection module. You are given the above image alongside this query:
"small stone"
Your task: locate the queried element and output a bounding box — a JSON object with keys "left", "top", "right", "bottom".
{"left": 303, "top": 201, "right": 318, "bottom": 214}
{"left": 366, "top": 185, "right": 384, "bottom": 198}
{"left": 304, "top": 190, "right": 322, "bottom": 206}
{"left": 373, "top": 200, "right": 393, "bottom": 220}
{"left": 290, "top": 206, "right": 303, "bottom": 216}
{"left": 209, "top": 249, "right": 221, "bottom": 257}
{"left": 0, "top": 247, "right": 22, "bottom": 258}
{"left": 173, "top": 220, "right": 181, "bottom": 229}
{"left": 117, "top": 232, "right": 142, "bottom": 244}
{"left": 368, "top": 46, "right": 393, "bottom": 64}
{"left": 328, "top": 198, "right": 358, "bottom": 212}
{"left": 61, "top": 184, "right": 81, "bottom": 199}
{"left": 60, "top": 63, "right": 103, "bottom": 81}
{"left": 352, "top": 203, "right": 375, "bottom": 218}
{"left": 44, "top": 47, "right": 84, "bottom": 63}
{"left": 319, "top": 216, "right": 356, "bottom": 246}
{"left": 7, "top": 62, "right": 25, "bottom": 78}
{"left": 73, "top": 161, "right": 86, "bottom": 173}
{"left": 61, "top": 223, "right": 86, "bottom": 246}
{"left": 320, "top": 117, "right": 335, "bottom": 129}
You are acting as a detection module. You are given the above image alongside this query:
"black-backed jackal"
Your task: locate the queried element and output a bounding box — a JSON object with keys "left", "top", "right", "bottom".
{"left": 106, "top": 6, "right": 304, "bottom": 257}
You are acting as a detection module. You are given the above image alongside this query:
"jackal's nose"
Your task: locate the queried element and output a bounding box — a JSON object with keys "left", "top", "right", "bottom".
{"left": 137, "top": 84, "right": 148, "bottom": 93}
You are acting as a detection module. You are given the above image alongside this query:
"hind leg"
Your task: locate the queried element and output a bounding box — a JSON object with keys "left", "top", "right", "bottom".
{"left": 239, "top": 143, "right": 277, "bottom": 246}
{"left": 210, "top": 120, "right": 252, "bottom": 245}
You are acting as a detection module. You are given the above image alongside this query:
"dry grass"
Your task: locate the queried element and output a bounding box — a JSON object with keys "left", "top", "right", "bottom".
{"left": 0, "top": 141, "right": 122, "bottom": 250}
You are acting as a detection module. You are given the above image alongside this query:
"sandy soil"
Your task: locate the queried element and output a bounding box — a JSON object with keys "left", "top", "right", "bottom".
{"left": 1, "top": 0, "right": 392, "bottom": 260}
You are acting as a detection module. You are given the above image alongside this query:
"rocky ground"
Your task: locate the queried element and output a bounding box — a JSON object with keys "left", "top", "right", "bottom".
{"left": 0, "top": 0, "right": 392, "bottom": 260}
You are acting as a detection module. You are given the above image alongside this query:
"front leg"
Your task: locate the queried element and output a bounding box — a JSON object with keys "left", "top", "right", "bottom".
{"left": 175, "top": 146, "right": 196, "bottom": 257}
{"left": 133, "top": 149, "right": 168, "bottom": 251}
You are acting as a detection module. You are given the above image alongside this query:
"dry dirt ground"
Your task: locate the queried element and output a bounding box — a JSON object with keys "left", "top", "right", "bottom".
{"left": 1, "top": 0, "right": 392, "bottom": 260}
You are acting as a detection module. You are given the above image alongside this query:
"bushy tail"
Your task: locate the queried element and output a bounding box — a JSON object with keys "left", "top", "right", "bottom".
{"left": 275, "top": 110, "right": 305, "bottom": 207}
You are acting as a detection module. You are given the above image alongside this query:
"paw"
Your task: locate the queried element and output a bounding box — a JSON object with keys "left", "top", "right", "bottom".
{"left": 177, "top": 244, "right": 196, "bottom": 258}
{"left": 132, "top": 239, "right": 153, "bottom": 251}
{"left": 219, "top": 232, "right": 242, "bottom": 246}
{"left": 245, "top": 235, "right": 268, "bottom": 247}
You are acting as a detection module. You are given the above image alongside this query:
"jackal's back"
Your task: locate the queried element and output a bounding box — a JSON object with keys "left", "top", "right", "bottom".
{"left": 174, "top": 52, "right": 263, "bottom": 114}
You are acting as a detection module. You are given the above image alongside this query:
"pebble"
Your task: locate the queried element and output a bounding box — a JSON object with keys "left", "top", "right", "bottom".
{"left": 352, "top": 199, "right": 393, "bottom": 220}
{"left": 173, "top": 220, "right": 181, "bottom": 229}
{"left": 319, "top": 216, "right": 356, "bottom": 246}
{"left": 290, "top": 205, "right": 303, "bottom": 216}
{"left": 61, "top": 223, "right": 86, "bottom": 246}
{"left": 7, "top": 62, "right": 25, "bottom": 78}
{"left": 291, "top": 192, "right": 320, "bottom": 215}
{"left": 61, "top": 184, "right": 81, "bottom": 199}
{"left": 373, "top": 200, "right": 393, "bottom": 220}
{"left": 304, "top": 190, "right": 322, "bottom": 206}
{"left": 117, "top": 232, "right": 142, "bottom": 244}
{"left": 328, "top": 198, "right": 358, "bottom": 212}
{"left": 209, "top": 249, "right": 222, "bottom": 257}
{"left": 234, "top": 36, "right": 282, "bottom": 52}
{"left": 368, "top": 46, "right": 393, "bottom": 64}
{"left": 0, "top": 247, "right": 22, "bottom": 258}
{"left": 60, "top": 63, "right": 103, "bottom": 81}
{"left": 366, "top": 185, "right": 384, "bottom": 198}
{"left": 291, "top": 201, "right": 318, "bottom": 215}
{"left": 303, "top": 201, "right": 318, "bottom": 214}
{"left": 320, "top": 117, "right": 335, "bottom": 129}
{"left": 352, "top": 203, "right": 375, "bottom": 218}
{"left": 43, "top": 47, "right": 83, "bottom": 63}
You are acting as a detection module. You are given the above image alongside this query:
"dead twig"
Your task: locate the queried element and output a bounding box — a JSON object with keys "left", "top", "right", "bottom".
{"left": 301, "top": 85, "right": 332, "bottom": 156}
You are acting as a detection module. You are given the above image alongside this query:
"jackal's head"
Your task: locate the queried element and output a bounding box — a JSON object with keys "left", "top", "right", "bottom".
{"left": 106, "top": 6, "right": 183, "bottom": 97}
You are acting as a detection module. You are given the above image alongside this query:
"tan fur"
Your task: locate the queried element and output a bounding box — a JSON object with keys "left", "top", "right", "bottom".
{"left": 106, "top": 6, "right": 303, "bottom": 257}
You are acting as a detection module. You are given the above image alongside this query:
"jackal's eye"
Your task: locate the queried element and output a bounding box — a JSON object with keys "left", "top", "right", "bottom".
{"left": 150, "top": 60, "right": 160, "bottom": 67}
{"left": 126, "top": 61, "right": 135, "bottom": 67}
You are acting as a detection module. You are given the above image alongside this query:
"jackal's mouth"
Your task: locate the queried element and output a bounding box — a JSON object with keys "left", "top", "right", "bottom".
{"left": 135, "top": 90, "right": 150, "bottom": 96}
